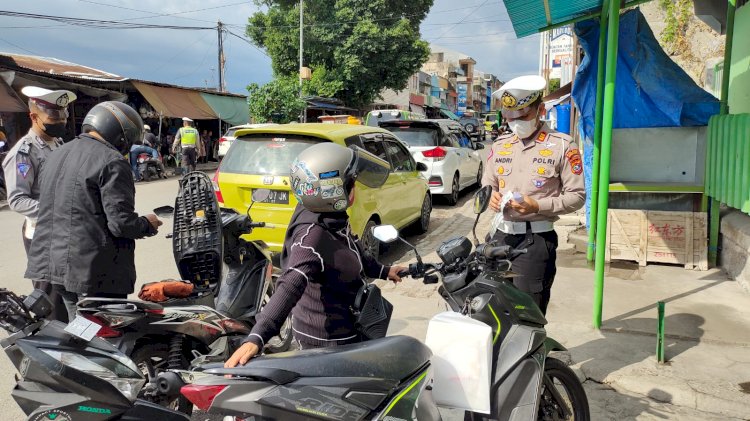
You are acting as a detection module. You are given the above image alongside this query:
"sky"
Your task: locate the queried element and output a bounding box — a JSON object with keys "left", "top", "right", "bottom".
{"left": 0, "top": 0, "right": 540, "bottom": 95}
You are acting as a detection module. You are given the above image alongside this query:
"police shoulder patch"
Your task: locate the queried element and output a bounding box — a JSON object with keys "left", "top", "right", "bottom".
{"left": 18, "top": 142, "right": 31, "bottom": 155}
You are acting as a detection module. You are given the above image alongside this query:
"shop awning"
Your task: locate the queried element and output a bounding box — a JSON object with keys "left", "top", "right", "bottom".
{"left": 502, "top": 0, "right": 649, "bottom": 37}
{"left": 0, "top": 76, "right": 27, "bottom": 112}
{"left": 200, "top": 93, "right": 248, "bottom": 126}
{"left": 132, "top": 81, "right": 216, "bottom": 120}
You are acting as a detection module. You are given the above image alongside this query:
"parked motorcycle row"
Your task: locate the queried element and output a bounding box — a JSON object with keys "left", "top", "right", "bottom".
{"left": 0, "top": 173, "right": 590, "bottom": 421}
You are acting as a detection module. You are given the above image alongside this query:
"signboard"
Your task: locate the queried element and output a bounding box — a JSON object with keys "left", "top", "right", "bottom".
{"left": 486, "top": 80, "right": 492, "bottom": 112}
{"left": 457, "top": 82, "right": 468, "bottom": 116}
{"left": 548, "top": 26, "right": 573, "bottom": 80}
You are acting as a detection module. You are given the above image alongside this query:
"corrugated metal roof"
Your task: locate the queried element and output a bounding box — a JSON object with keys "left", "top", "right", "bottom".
{"left": 0, "top": 52, "right": 126, "bottom": 81}
{"left": 503, "top": 0, "right": 604, "bottom": 37}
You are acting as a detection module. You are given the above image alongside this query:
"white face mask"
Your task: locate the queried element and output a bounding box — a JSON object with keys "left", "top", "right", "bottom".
{"left": 508, "top": 117, "right": 539, "bottom": 139}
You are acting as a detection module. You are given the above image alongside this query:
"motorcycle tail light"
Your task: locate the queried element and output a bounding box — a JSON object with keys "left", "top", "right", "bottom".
{"left": 181, "top": 384, "right": 227, "bottom": 411}
{"left": 80, "top": 313, "right": 122, "bottom": 338}
{"left": 422, "top": 147, "right": 447, "bottom": 161}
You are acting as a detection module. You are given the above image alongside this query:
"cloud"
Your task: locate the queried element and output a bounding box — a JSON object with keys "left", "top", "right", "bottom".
{"left": 0, "top": 0, "right": 272, "bottom": 93}
{"left": 421, "top": 0, "right": 540, "bottom": 81}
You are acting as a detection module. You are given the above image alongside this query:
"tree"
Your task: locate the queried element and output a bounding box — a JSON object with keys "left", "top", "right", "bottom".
{"left": 247, "top": 76, "right": 306, "bottom": 123}
{"left": 246, "top": 0, "right": 433, "bottom": 107}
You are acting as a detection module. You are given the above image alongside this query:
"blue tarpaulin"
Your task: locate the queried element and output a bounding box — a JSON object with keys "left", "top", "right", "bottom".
{"left": 572, "top": 8, "right": 720, "bottom": 226}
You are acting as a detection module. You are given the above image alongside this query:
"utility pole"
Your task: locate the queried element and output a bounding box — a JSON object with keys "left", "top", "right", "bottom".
{"left": 299, "top": 0, "right": 305, "bottom": 122}
{"left": 217, "top": 21, "right": 225, "bottom": 92}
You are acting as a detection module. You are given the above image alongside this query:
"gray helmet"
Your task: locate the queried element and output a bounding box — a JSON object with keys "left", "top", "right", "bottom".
{"left": 82, "top": 101, "right": 143, "bottom": 154}
{"left": 291, "top": 142, "right": 391, "bottom": 213}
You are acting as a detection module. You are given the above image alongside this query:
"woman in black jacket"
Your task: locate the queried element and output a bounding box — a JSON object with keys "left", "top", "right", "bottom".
{"left": 226, "top": 142, "right": 406, "bottom": 367}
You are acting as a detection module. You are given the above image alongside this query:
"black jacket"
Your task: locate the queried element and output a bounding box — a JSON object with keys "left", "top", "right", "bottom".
{"left": 25, "top": 134, "right": 156, "bottom": 295}
{"left": 247, "top": 205, "right": 391, "bottom": 348}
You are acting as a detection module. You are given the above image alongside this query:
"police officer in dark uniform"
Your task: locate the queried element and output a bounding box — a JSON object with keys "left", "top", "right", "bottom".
{"left": 2, "top": 86, "right": 76, "bottom": 322}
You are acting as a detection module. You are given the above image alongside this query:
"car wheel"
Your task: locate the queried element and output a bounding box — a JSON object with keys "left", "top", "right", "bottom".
{"left": 446, "top": 174, "right": 460, "bottom": 206}
{"left": 476, "top": 163, "right": 483, "bottom": 186}
{"left": 361, "top": 220, "right": 380, "bottom": 258}
{"left": 416, "top": 193, "right": 431, "bottom": 234}
{"left": 465, "top": 123, "right": 475, "bottom": 133}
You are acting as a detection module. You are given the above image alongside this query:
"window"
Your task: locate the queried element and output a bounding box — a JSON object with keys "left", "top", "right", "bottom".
{"left": 439, "top": 132, "right": 460, "bottom": 148}
{"left": 384, "top": 140, "right": 415, "bottom": 172}
{"left": 220, "top": 136, "right": 318, "bottom": 176}
{"left": 455, "top": 131, "right": 471, "bottom": 148}
{"left": 363, "top": 137, "right": 389, "bottom": 163}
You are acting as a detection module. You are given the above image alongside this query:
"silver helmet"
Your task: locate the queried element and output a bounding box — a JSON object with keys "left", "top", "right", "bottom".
{"left": 290, "top": 143, "right": 390, "bottom": 213}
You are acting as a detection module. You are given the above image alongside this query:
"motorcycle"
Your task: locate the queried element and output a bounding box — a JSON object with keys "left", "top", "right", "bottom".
{"left": 76, "top": 172, "right": 292, "bottom": 415}
{"left": 0, "top": 288, "right": 190, "bottom": 421}
{"left": 137, "top": 152, "right": 166, "bottom": 181}
{"left": 163, "top": 185, "right": 589, "bottom": 420}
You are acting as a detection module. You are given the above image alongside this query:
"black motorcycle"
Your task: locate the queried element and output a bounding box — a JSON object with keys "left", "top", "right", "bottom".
{"left": 164, "top": 185, "right": 589, "bottom": 420}
{"left": 76, "top": 173, "right": 292, "bottom": 415}
{"left": 136, "top": 152, "right": 166, "bottom": 181}
{"left": 0, "top": 288, "right": 190, "bottom": 421}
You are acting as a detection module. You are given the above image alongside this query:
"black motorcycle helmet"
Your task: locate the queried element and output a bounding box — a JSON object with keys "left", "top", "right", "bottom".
{"left": 82, "top": 101, "right": 143, "bottom": 154}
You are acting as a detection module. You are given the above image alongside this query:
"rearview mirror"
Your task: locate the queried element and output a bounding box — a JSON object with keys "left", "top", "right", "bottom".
{"left": 373, "top": 225, "right": 399, "bottom": 243}
{"left": 153, "top": 205, "right": 174, "bottom": 218}
{"left": 252, "top": 188, "right": 271, "bottom": 203}
{"left": 473, "top": 185, "right": 492, "bottom": 215}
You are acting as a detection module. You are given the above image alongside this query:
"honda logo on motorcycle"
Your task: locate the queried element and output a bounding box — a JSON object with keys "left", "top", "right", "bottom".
{"left": 263, "top": 176, "right": 274, "bottom": 185}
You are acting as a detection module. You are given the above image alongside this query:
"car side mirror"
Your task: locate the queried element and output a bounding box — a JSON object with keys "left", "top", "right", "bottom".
{"left": 153, "top": 205, "right": 174, "bottom": 218}
{"left": 473, "top": 142, "right": 485, "bottom": 150}
{"left": 373, "top": 225, "right": 399, "bottom": 243}
{"left": 416, "top": 162, "right": 428, "bottom": 171}
{"left": 473, "top": 185, "right": 492, "bottom": 215}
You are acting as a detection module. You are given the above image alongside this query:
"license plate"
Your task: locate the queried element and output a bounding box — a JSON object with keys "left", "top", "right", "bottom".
{"left": 256, "top": 189, "right": 289, "bottom": 205}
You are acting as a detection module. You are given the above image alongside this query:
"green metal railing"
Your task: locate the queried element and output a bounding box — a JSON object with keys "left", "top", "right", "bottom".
{"left": 706, "top": 113, "right": 750, "bottom": 214}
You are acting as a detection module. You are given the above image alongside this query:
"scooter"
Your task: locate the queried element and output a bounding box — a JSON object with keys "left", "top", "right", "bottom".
{"left": 137, "top": 152, "right": 166, "bottom": 181}
{"left": 0, "top": 288, "right": 190, "bottom": 421}
{"left": 76, "top": 172, "right": 292, "bottom": 415}
{"left": 163, "top": 186, "right": 589, "bottom": 420}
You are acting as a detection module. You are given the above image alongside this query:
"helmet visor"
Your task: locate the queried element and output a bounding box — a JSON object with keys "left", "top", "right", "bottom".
{"left": 349, "top": 146, "right": 390, "bottom": 189}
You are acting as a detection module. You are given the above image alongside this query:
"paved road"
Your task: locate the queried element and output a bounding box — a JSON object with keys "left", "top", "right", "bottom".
{"left": 0, "top": 156, "right": 726, "bottom": 420}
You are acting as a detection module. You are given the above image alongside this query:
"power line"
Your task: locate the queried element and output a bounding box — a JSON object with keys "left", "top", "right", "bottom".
{"left": 226, "top": 29, "right": 271, "bottom": 59}
{"left": 429, "top": 0, "right": 491, "bottom": 43}
{"left": 0, "top": 36, "right": 40, "bottom": 55}
{"left": 0, "top": 10, "right": 215, "bottom": 30}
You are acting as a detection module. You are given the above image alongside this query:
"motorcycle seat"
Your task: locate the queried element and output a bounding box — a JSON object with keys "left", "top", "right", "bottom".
{"left": 206, "top": 335, "right": 431, "bottom": 383}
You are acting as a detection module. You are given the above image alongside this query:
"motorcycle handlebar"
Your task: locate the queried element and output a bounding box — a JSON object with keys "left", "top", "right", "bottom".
{"left": 478, "top": 244, "right": 527, "bottom": 260}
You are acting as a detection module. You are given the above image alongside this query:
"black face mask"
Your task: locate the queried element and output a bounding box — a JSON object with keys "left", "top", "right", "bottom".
{"left": 41, "top": 122, "right": 67, "bottom": 138}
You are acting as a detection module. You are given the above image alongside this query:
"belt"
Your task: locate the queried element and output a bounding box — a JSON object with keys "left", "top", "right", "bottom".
{"left": 496, "top": 220, "right": 554, "bottom": 235}
{"left": 181, "top": 145, "right": 195, "bottom": 149}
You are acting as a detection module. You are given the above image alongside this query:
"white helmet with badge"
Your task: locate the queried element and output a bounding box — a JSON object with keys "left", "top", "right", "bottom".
{"left": 492, "top": 75, "right": 546, "bottom": 119}
{"left": 21, "top": 86, "right": 77, "bottom": 119}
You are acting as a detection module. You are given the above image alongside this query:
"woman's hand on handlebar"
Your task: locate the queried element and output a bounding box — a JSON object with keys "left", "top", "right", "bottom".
{"left": 387, "top": 266, "right": 408, "bottom": 284}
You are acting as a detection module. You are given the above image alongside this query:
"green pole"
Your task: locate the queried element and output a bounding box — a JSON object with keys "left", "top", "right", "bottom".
{"left": 709, "top": 0, "right": 736, "bottom": 266}
{"left": 593, "top": 0, "right": 620, "bottom": 329}
{"left": 587, "top": 0, "right": 610, "bottom": 262}
{"left": 656, "top": 301, "right": 666, "bottom": 363}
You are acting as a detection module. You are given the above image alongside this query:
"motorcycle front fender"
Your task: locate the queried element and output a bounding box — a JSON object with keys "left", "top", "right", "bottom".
{"left": 544, "top": 337, "right": 567, "bottom": 354}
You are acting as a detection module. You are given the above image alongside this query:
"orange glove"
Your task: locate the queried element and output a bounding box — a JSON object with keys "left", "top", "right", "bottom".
{"left": 138, "top": 280, "right": 194, "bottom": 302}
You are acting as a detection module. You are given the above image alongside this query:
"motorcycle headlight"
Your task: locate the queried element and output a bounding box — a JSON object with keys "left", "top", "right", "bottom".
{"left": 41, "top": 349, "right": 145, "bottom": 401}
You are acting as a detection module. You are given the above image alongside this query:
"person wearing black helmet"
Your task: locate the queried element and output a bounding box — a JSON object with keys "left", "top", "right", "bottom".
{"left": 25, "top": 101, "right": 163, "bottom": 321}
{"left": 226, "top": 142, "right": 407, "bottom": 367}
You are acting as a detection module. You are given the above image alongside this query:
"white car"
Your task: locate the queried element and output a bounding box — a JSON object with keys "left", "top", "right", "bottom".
{"left": 381, "top": 119, "right": 484, "bottom": 205}
{"left": 218, "top": 123, "right": 277, "bottom": 157}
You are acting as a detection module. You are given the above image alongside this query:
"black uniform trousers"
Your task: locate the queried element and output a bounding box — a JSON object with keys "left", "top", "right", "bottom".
{"left": 23, "top": 222, "right": 69, "bottom": 323}
{"left": 491, "top": 224, "right": 558, "bottom": 315}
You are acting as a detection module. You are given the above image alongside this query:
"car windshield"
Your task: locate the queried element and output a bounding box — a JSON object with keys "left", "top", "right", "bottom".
{"left": 387, "top": 127, "right": 439, "bottom": 147}
{"left": 220, "top": 135, "right": 320, "bottom": 176}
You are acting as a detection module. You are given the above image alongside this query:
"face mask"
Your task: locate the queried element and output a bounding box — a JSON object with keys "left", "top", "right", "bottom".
{"left": 41, "top": 122, "right": 67, "bottom": 138}
{"left": 508, "top": 118, "right": 539, "bottom": 139}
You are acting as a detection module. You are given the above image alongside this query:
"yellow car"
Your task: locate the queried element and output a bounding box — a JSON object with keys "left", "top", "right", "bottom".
{"left": 214, "top": 123, "right": 431, "bottom": 257}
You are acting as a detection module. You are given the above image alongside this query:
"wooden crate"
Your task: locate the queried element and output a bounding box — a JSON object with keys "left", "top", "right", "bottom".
{"left": 605, "top": 210, "right": 708, "bottom": 270}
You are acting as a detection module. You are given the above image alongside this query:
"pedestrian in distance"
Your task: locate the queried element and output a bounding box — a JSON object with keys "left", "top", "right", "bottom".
{"left": 172, "top": 117, "right": 199, "bottom": 174}
{"left": 25, "top": 101, "right": 163, "bottom": 322}
{"left": 481, "top": 75, "right": 585, "bottom": 315}
{"left": 2, "top": 86, "right": 77, "bottom": 322}
{"left": 225, "top": 142, "right": 407, "bottom": 367}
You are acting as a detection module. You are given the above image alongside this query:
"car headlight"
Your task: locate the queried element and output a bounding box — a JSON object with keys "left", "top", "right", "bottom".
{"left": 41, "top": 349, "right": 145, "bottom": 401}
